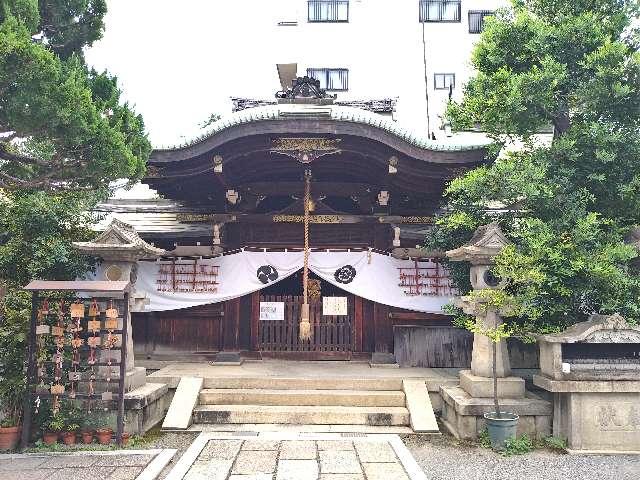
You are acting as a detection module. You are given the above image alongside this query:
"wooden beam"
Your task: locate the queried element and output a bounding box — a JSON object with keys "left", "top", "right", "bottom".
{"left": 240, "top": 181, "right": 375, "bottom": 196}
{"left": 176, "top": 213, "right": 433, "bottom": 224}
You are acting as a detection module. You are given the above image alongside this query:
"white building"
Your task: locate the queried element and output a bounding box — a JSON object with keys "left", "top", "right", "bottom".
{"left": 87, "top": 0, "right": 509, "bottom": 146}
{"left": 236, "top": 0, "right": 508, "bottom": 138}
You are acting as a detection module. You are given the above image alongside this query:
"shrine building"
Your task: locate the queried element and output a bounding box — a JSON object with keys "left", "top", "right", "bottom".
{"left": 95, "top": 77, "right": 497, "bottom": 363}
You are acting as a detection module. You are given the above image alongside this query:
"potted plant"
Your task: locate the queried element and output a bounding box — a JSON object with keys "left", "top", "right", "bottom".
{"left": 0, "top": 416, "right": 21, "bottom": 451}
{"left": 60, "top": 403, "right": 82, "bottom": 446}
{"left": 43, "top": 411, "right": 65, "bottom": 445}
{"left": 95, "top": 425, "right": 113, "bottom": 445}
{"left": 80, "top": 415, "right": 99, "bottom": 445}
{"left": 481, "top": 323, "right": 519, "bottom": 449}
{"left": 60, "top": 424, "right": 79, "bottom": 446}
{"left": 0, "top": 348, "right": 25, "bottom": 451}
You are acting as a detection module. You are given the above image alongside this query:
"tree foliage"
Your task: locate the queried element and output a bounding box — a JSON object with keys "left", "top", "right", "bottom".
{"left": 0, "top": 1, "right": 149, "bottom": 190}
{"left": 432, "top": 0, "right": 640, "bottom": 332}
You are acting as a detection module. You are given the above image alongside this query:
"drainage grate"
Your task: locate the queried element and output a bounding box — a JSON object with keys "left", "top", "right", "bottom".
{"left": 341, "top": 432, "right": 367, "bottom": 438}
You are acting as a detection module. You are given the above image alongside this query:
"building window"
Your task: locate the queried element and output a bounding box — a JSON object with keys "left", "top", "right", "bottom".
{"left": 419, "top": 0, "right": 461, "bottom": 22}
{"left": 308, "top": 1, "right": 349, "bottom": 22}
{"left": 434, "top": 73, "right": 455, "bottom": 90}
{"left": 307, "top": 68, "right": 349, "bottom": 91}
{"left": 468, "top": 10, "right": 494, "bottom": 33}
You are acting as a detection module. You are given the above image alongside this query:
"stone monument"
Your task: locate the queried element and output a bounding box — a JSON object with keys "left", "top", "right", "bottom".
{"left": 534, "top": 314, "right": 640, "bottom": 452}
{"left": 439, "top": 223, "right": 552, "bottom": 439}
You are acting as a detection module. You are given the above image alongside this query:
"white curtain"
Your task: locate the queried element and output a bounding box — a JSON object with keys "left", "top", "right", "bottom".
{"left": 94, "top": 250, "right": 455, "bottom": 313}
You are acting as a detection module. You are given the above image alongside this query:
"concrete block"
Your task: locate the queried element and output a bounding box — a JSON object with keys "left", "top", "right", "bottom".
{"left": 162, "top": 376, "right": 203, "bottom": 430}
{"left": 459, "top": 370, "right": 525, "bottom": 399}
{"left": 402, "top": 379, "right": 439, "bottom": 433}
{"left": 213, "top": 351, "right": 243, "bottom": 365}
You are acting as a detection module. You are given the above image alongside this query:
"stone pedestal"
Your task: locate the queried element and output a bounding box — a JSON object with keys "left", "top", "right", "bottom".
{"left": 470, "top": 310, "right": 511, "bottom": 378}
{"left": 440, "top": 385, "right": 552, "bottom": 440}
{"left": 534, "top": 314, "right": 640, "bottom": 453}
{"left": 459, "top": 370, "right": 525, "bottom": 399}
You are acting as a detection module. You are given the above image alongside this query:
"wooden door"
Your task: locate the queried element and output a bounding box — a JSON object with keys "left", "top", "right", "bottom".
{"left": 257, "top": 294, "right": 353, "bottom": 359}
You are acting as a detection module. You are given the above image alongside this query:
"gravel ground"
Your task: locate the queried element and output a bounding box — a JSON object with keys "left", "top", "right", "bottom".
{"left": 404, "top": 434, "right": 640, "bottom": 480}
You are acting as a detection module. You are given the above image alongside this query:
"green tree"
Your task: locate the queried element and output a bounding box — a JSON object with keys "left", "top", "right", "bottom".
{"left": 431, "top": 0, "right": 640, "bottom": 333}
{"left": 0, "top": 1, "right": 149, "bottom": 191}
{"left": 0, "top": 1, "right": 148, "bottom": 428}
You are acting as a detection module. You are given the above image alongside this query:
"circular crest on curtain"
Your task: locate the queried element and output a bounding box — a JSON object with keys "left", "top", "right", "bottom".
{"left": 257, "top": 265, "right": 279, "bottom": 284}
{"left": 334, "top": 265, "right": 357, "bottom": 284}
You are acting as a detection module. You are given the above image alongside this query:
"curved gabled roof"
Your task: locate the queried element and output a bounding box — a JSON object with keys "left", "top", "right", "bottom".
{"left": 151, "top": 104, "right": 494, "bottom": 164}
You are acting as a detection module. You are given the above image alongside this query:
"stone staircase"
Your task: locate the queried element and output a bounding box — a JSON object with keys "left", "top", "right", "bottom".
{"left": 191, "top": 377, "right": 413, "bottom": 429}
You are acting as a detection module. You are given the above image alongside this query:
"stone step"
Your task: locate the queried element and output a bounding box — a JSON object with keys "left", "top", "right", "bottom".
{"left": 199, "top": 388, "right": 406, "bottom": 407}
{"left": 202, "top": 377, "right": 404, "bottom": 391}
{"left": 187, "top": 423, "right": 415, "bottom": 434}
{"left": 193, "top": 404, "right": 410, "bottom": 426}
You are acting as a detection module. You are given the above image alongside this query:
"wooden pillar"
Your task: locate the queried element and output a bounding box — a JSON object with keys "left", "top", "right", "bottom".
{"left": 354, "top": 296, "right": 364, "bottom": 352}
{"left": 373, "top": 302, "right": 392, "bottom": 353}
{"left": 250, "top": 291, "right": 260, "bottom": 351}
{"left": 223, "top": 298, "right": 241, "bottom": 350}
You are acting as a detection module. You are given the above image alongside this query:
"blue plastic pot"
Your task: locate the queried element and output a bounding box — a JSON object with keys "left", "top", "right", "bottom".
{"left": 484, "top": 412, "right": 519, "bottom": 450}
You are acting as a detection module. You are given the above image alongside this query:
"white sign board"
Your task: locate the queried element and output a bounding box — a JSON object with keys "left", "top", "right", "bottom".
{"left": 323, "top": 297, "right": 348, "bottom": 316}
{"left": 259, "top": 302, "right": 285, "bottom": 321}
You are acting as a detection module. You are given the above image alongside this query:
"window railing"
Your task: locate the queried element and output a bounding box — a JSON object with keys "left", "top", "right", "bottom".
{"left": 419, "top": 0, "right": 461, "bottom": 22}
{"left": 468, "top": 10, "right": 494, "bottom": 33}
{"left": 307, "top": 68, "right": 349, "bottom": 91}
{"left": 308, "top": 1, "right": 349, "bottom": 22}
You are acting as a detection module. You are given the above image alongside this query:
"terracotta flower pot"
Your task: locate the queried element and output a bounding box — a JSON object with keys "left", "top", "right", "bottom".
{"left": 61, "top": 431, "right": 77, "bottom": 446}
{"left": 95, "top": 428, "right": 113, "bottom": 445}
{"left": 0, "top": 426, "right": 21, "bottom": 451}
{"left": 42, "top": 431, "right": 58, "bottom": 445}
{"left": 81, "top": 431, "right": 94, "bottom": 444}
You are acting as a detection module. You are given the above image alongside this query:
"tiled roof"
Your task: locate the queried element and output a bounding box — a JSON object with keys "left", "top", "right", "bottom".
{"left": 153, "top": 104, "right": 493, "bottom": 153}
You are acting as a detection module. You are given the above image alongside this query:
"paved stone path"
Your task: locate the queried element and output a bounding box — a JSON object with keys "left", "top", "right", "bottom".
{"left": 166, "top": 433, "right": 426, "bottom": 480}
{"left": 0, "top": 449, "right": 176, "bottom": 480}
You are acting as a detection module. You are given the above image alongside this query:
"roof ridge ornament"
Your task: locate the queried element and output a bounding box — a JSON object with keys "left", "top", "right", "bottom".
{"left": 275, "top": 76, "right": 336, "bottom": 101}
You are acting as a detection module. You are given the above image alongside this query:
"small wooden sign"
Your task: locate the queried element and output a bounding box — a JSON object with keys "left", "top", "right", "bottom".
{"left": 88, "top": 336, "right": 101, "bottom": 348}
{"left": 55, "top": 337, "right": 65, "bottom": 349}
{"left": 105, "top": 318, "right": 118, "bottom": 330}
{"left": 36, "top": 325, "right": 50, "bottom": 335}
{"left": 88, "top": 301, "right": 99, "bottom": 317}
{"left": 50, "top": 384, "right": 65, "bottom": 395}
{"left": 88, "top": 320, "right": 101, "bottom": 333}
{"left": 70, "top": 303, "right": 85, "bottom": 318}
{"left": 52, "top": 353, "right": 63, "bottom": 364}
{"left": 68, "top": 371, "right": 81, "bottom": 382}
{"left": 71, "top": 338, "right": 84, "bottom": 348}
{"left": 51, "top": 326, "right": 64, "bottom": 337}
{"left": 105, "top": 307, "right": 118, "bottom": 319}
{"left": 101, "top": 391, "right": 113, "bottom": 401}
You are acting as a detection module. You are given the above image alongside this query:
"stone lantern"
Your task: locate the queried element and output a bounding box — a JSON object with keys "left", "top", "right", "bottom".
{"left": 73, "top": 219, "right": 166, "bottom": 389}
{"left": 445, "top": 222, "right": 523, "bottom": 396}
{"left": 439, "top": 223, "right": 552, "bottom": 440}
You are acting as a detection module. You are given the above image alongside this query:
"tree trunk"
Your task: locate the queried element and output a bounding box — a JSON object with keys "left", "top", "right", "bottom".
{"left": 493, "top": 340, "right": 501, "bottom": 418}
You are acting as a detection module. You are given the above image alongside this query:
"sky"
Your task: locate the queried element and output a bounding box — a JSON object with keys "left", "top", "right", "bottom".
{"left": 85, "top": 1, "right": 302, "bottom": 147}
